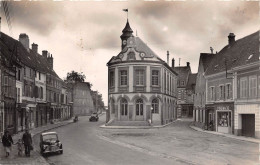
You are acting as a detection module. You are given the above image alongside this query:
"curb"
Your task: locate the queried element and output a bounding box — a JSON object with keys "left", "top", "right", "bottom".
{"left": 32, "top": 120, "right": 74, "bottom": 149}
{"left": 31, "top": 120, "right": 74, "bottom": 164}
{"left": 100, "top": 120, "right": 176, "bottom": 129}
{"left": 189, "top": 125, "right": 260, "bottom": 144}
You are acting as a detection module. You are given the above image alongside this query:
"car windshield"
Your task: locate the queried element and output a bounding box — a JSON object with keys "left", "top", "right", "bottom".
{"left": 43, "top": 134, "right": 58, "bottom": 141}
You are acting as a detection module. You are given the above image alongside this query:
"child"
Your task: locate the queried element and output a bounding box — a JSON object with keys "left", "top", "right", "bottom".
{"left": 14, "top": 139, "right": 23, "bottom": 156}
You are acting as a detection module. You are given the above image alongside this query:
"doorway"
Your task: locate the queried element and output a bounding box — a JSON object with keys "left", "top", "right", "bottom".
{"left": 242, "top": 114, "right": 255, "bottom": 137}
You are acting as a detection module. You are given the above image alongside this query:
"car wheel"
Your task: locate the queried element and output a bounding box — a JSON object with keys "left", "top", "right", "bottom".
{"left": 60, "top": 145, "right": 63, "bottom": 154}
{"left": 41, "top": 149, "right": 45, "bottom": 157}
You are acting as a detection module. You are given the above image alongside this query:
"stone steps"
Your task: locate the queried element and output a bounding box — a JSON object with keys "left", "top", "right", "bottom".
{"left": 108, "top": 120, "right": 151, "bottom": 126}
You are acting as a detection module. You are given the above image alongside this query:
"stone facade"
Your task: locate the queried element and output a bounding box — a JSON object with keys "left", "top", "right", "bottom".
{"left": 106, "top": 20, "right": 178, "bottom": 126}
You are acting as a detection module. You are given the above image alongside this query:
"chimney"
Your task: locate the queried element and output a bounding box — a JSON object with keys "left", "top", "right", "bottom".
{"left": 172, "top": 58, "right": 175, "bottom": 68}
{"left": 187, "top": 62, "right": 190, "bottom": 67}
{"left": 228, "top": 33, "right": 235, "bottom": 46}
{"left": 167, "top": 51, "right": 169, "bottom": 65}
{"left": 210, "top": 47, "right": 214, "bottom": 54}
{"left": 32, "top": 43, "right": 38, "bottom": 53}
{"left": 47, "top": 54, "right": 54, "bottom": 69}
{"left": 42, "top": 50, "right": 48, "bottom": 58}
{"left": 19, "top": 33, "right": 30, "bottom": 50}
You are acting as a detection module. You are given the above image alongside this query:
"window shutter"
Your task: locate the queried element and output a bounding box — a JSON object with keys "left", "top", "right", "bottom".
{"left": 229, "top": 84, "right": 233, "bottom": 99}
{"left": 223, "top": 85, "right": 225, "bottom": 100}
{"left": 216, "top": 86, "right": 220, "bottom": 100}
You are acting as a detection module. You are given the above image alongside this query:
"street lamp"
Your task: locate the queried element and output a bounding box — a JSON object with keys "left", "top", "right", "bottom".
{"left": 150, "top": 106, "right": 153, "bottom": 124}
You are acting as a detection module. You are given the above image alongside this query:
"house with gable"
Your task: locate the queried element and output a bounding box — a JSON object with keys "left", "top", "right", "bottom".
{"left": 205, "top": 31, "right": 259, "bottom": 137}
{"left": 106, "top": 19, "right": 178, "bottom": 126}
{"left": 193, "top": 52, "right": 215, "bottom": 129}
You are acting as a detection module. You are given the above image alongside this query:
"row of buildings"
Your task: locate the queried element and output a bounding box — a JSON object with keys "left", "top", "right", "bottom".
{"left": 105, "top": 19, "right": 259, "bottom": 140}
{"left": 0, "top": 31, "right": 95, "bottom": 135}
{"left": 193, "top": 31, "right": 260, "bottom": 138}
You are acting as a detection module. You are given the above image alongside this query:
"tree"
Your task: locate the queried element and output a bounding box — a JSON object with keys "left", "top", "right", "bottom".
{"left": 64, "top": 70, "right": 86, "bottom": 83}
{"left": 91, "top": 91, "right": 105, "bottom": 111}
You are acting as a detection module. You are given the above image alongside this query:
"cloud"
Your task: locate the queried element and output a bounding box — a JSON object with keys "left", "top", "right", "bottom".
{"left": 1, "top": 1, "right": 258, "bottom": 106}
{"left": 9, "top": 1, "right": 64, "bottom": 35}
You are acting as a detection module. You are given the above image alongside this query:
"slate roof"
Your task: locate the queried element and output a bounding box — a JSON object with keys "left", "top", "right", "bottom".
{"left": 186, "top": 73, "right": 197, "bottom": 90}
{"left": 173, "top": 66, "right": 191, "bottom": 87}
{"left": 0, "top": 32, "right": 61, "bottom": 80}
{"left": 200, "top": 53, "right": 215, "bottom": 71}
{"left": 205, "top": 31, "right": 259, "bottom": 75}
{"left": 30, "top": 51, "right": 61, "bottom": 80}
{"left": 0, "top": 32, "right": 36, "bottom": 69}
{"left": 122, "top": 20, "right": 133, "bottom": 33}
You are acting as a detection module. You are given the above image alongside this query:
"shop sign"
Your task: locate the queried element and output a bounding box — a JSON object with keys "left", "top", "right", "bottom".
{"left": 216, "top": 106, "right": 230, "bottom": 111}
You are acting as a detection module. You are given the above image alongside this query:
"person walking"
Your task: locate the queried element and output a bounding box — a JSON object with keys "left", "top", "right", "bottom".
{"left": 2, "top": 130, "right": 13, "bottom": 157}
{"left": 22, "top": 129, "right": 32, "bottom": 157}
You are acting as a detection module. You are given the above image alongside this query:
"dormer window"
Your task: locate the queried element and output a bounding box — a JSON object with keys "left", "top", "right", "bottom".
{"left": 127, "top": 52, "right": 136, "bottom": 60}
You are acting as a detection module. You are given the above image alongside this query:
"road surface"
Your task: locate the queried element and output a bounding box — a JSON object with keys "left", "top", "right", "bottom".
{"left": 34, "top": 115, "right": 185, "bottom": 165}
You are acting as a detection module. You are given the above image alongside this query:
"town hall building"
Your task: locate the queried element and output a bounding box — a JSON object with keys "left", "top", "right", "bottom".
{"left": 106, "top": 20, "right": 178, "bottom": 126}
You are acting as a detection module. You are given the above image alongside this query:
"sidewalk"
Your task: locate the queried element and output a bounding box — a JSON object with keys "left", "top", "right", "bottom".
{"left": 190, "top": 125, "right": 260, "bottom": 144}
{"left": 0, "top": 119, "right": 73, "bottom": 165}
{"left": 100, "top": 120, "right": 176, "bottom": 129}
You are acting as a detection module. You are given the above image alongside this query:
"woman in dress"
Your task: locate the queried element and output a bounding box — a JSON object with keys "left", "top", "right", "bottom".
{"left": 2, "top": 130, "right": 13, "bottom": 157}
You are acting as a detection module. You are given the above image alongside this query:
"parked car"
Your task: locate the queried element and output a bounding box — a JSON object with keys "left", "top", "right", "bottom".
{"left": 73, "top": 115, "right": 79, "bottom": 122}
{"left": 40, "top": 132, "right": 63, "bottom": 156}
{"left": 89, "top": 112, "right": 99, "bottom": 122}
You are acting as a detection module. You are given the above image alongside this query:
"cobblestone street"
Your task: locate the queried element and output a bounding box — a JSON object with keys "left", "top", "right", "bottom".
{"left": 100, "top": 118, "right": 260, "bottom": 165}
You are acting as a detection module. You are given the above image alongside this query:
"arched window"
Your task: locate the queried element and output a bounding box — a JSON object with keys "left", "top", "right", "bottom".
{"left": 120, "top": 98, "right": 128, "bottom": 116}
{"left": 136, "top": 99, "right": 143, "bottom": 116}
{"left": 152, "top": 99, "right": 159, "bottom": 114}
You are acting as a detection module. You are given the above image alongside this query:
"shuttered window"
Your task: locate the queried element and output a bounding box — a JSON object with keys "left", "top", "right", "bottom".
{"left": 240, "top": 77, "right": 247, "bottom": 98}
{"left": 249, "top": 76, "right": 257, "bottom": 98}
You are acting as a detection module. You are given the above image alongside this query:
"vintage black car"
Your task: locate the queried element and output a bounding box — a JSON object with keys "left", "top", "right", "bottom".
{"left": 89, "top": 112, "right": 99, "bottom": 122}
{"left": 40, "top": 132, "right": 63, "bottom": 156}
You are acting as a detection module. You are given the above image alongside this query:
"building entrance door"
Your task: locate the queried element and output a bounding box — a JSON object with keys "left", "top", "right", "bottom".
{"left": 120, "top": 99, "right": 128, "bottom": 121}
{"left": 242, "top": 114, "right": 255, "bottom": 137}
{"left": 135, "top": 99, "right": 144, "bottom": 121}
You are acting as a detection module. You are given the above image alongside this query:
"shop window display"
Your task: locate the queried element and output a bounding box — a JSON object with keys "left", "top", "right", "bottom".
{"left": 218, "top": 112, "right": 231, "bottom": 127}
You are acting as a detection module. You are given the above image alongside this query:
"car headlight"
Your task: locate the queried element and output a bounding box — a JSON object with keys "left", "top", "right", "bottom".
{"left": 43, "top": 145, "right": 48, "bottom": 150}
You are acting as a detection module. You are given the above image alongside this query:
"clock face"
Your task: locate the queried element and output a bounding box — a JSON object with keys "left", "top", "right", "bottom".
{"left": 122, "top": 40, "right": 127, "bottom": 45}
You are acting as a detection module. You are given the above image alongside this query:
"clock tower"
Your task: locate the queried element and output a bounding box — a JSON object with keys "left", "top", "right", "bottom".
{"left": 120, "top": 19, "right": 133, "bottom": 50}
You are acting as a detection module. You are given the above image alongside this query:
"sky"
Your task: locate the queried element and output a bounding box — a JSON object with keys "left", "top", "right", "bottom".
{"left": 0, "top": 0, "right": 259, "bottom": 106}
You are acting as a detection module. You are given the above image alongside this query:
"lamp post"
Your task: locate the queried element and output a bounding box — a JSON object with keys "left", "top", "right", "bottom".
{"left": 150, "top": 106, "right": 153, "bottom": 124}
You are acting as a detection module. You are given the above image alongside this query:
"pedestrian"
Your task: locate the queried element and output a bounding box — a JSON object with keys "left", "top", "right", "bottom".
{"left": 14, "top": 139, "right": 23, "bottom": 156}
{"left": 2, "top": 130, "right": 13, "bottom": 157}
{"left": 22, "top": 129, "right": 32, "bottom": 157}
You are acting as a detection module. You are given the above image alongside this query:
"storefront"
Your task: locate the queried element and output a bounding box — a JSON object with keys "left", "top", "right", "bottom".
{"left": 205, "top": 104, "right": 215, "bottom": 131}
{"left": 215, "top": 103, "right": 234, "bottom": 134}
{"left": 36, "top": 103, "right": 47, "bottom": 127}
